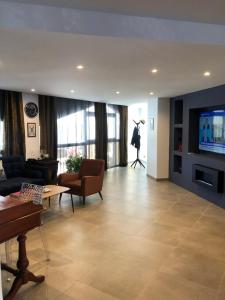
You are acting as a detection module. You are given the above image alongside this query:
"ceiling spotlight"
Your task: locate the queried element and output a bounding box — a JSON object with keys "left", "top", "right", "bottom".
{"left": 76, "top": 65, "right": 84, "bottom": 70}
{"left": 151, "top": 69, "right": 158, "bottom": 74}
{"left": 115, "top": 91, "right": 120, "bottom": 94}
{"left": 149, "top": 92, "right": 154, "bottom": 95}
{"left": 70, "top": 89, "right": 75, "bottom": 93}
{"left": 203, "top": 71, "right": 211, "bottom": 77}
{"left": 30, "top": 88, "right": 36, "bottom": 92}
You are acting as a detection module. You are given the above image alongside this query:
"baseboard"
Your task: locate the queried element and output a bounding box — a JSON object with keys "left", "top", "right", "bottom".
{"left": 147, "top": 174, "right": 169, "bottom": 181}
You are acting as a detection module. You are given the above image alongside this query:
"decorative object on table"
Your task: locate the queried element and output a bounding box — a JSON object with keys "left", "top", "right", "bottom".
{"left": 27, "top": 122, "right": 36, "bottom": 137}
{"left": 66, "top": 154, "right": 84, "bottom": 173}
{"left": 58, "top": 159, "right": 105, "bottom": 207}
{"left": 0, "top": 160, "right": 6, "bottom": 182}
{"left": 43, "top": 187, "right": 51, "bottom": 193}
{"left": 20, "top": 182, "right": 44, "bottom": 205}
{"left": 24, "top": 102, "right": 39, "bottom": 118}
{"left": 130, "top": 119, "right": 145, "bottom": 169}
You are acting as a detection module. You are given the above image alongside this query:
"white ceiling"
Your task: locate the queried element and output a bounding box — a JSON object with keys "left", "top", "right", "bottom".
{"left": 0, "top": 28, "right": 225, "bottom": 105}
{"left": 0, "top": 1, "right": 225, "bottom": 105}
{"left": 6, "top": 0, "right": 225, "bottom": 25}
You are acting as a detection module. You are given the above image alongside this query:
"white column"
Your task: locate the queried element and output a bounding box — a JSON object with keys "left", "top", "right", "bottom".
{"left": 147, "top": 97, "right": 170, "bottom": 179}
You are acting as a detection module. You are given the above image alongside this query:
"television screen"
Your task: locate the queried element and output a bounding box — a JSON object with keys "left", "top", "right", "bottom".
{"left": 199, "top": 110, "right": 225, "bottom": 154}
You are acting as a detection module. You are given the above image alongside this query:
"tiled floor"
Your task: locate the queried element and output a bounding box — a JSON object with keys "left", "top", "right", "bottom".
{"left": 2, "top": 167, "right": 225, "bottom": 299}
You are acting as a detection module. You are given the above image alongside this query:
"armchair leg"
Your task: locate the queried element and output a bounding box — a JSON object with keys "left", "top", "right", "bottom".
{"left": 82, "top": 196, "right": 86, "bottom": 206}
{"left": 99, "top": 192, "right": 103, "bottom": 200}
{"left": 71, "top": 194, "right": 74, "bottom": 213}
{"left": 59, "top": 193, "right": 62, "bottom": 205}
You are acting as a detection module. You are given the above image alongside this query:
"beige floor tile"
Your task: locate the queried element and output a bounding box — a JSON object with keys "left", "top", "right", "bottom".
{"left": 160, "top": 245, "right": 225, "bottom": 290}
{"left": 57, "top": 281, "right": 120, "bottom": 300}
{"left": 2, "top": 167, "right": 223, "bottom": 300}
{"left": 137, "top": 272, "right": 216, "bottom": 300}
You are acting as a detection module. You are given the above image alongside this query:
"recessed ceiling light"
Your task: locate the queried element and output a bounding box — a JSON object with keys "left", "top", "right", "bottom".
{"left": 151, "top": 68, "right": 158, "bottom": 74}
{"left": 76, "top": 65, "right": 84, "bottom": 70}
{"left": 70, "top": 89, "right": 75, "bottom": 93}
{"left": 30, "top": 88, "right": 36, "bottom": 92}
{"left": 149, "top": 92, "right": 154, "bottom": 95}
{"left": 203, "top": 71, "right": 211, "bottom": 77}
{"left": 115, "top": 91, "right": 120, "bottom": 94}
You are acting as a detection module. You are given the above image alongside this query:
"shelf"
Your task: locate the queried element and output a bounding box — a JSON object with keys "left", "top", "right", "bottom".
{"left": 174, "top": 127, "right": 183, "bottom": 152}
{"left": 172, "top": 99, "right": 183, "bottom": 177}
{"left": 174, "top": 100, "right": 183, "bottom": 125}
{"left": 174, "top": 151, "right": 183, "bottom": 156}
{"left": 173, "top": 155, "right": 182, "bottom": 174}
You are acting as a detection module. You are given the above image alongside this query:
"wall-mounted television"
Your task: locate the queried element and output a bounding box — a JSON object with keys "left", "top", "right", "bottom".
{"left": 199, "top": 110, "right": 225, "bottom": 155}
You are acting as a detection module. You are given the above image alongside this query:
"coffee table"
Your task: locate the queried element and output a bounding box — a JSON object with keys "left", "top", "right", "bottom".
{"left": 42, "top": 185, "right": 70, "bottom": 210}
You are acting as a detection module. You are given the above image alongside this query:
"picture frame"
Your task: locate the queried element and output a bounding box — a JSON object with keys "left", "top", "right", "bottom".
{"left": 150, "top": 117, "right": 154, "bottom": 130}
{"left": 27, "top": 123, "right": 36, "bottom": 137}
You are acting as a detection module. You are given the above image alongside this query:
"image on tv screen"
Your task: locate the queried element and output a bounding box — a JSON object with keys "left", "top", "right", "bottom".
{"left": 199, "top": 110, "right": 225, "bottom": 154}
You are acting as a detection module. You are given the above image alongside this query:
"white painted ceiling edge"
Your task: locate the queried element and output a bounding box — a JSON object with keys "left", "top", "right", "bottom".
{"left": 4, "top": 0, "right": 225, "bottom": 26}
{"left": 1, "top": 1, "right": 225, "bottom": 45}
{"left": 0, "top": 1, "right": 225, "bottom": 105}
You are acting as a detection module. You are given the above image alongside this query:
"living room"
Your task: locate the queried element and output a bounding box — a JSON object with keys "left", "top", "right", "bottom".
{"left": 1, "top": 1, "right": 225, "bottom": 300}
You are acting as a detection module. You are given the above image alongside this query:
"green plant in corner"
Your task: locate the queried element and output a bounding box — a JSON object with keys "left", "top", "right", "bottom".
{"left": 65, "top": 155, "right": 83, "bottom": 173}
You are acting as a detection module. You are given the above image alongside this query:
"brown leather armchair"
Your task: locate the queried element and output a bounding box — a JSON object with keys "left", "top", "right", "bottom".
{"left": 58, "top": 159, "right": 105, "bottom": 211}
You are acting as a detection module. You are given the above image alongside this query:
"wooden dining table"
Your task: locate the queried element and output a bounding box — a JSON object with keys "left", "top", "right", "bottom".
{"left": 0, "top": 195, "right": 45, "bottom": 300}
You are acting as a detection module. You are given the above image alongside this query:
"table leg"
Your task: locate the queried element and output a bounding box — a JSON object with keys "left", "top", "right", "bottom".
{"left": 3, "top": 234, "right": 45, "bottom": 300}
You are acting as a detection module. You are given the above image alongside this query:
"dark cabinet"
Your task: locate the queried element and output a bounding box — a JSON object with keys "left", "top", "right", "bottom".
{"left": 26, "top": 159, "right": 59, "bottom": 184}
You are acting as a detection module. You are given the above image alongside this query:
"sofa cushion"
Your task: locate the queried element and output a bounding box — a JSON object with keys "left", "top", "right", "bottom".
{"left": 0, "top": 177, "right": 44, "bottom": 196}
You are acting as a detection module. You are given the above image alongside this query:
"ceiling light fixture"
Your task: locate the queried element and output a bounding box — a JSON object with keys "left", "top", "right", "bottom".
{"left": 115, "top": 91, "right": 120, "bottom": 94}
{"left": 151, "top": 68, "right": 158, "bottom": 74}
{"left": 203, "top": 71, "right": 211, "bottom": 77}
{"left": 30, "top": 88, "right": 36, "bottom": 92}
{"left": 76, "top": 65, "right": 84, "bottom": 70}
{"left": 149, "top": 92, "right": 154, "bottom": 95}
{"left": 70, "top": 89, "right": 75, "bottom": 93}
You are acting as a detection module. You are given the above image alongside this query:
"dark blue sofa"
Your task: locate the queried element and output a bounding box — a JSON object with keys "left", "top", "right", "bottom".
{"left": 0, "top": 156, "right": 48, "bottom": 196}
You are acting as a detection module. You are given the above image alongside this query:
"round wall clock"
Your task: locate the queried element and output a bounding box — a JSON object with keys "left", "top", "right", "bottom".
{"left": 24, "top": 102, "right": 39, "bottom": 118}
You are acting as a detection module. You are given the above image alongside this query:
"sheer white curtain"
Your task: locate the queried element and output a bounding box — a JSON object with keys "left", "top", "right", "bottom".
{"left": 0, "top": 121, "right": 3, "bottom": 152}
{"left": 56, "top": 99, "right": 95, "bottom": 173}
{"left": 106, "top": 104, "right": 120, "bottom": 168}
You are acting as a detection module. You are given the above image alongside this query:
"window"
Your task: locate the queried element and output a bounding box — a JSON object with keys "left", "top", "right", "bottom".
{"left": 107, "top": 104, "right": 120, "bottom": 168}
{"left": 0, "top": 120, "right": 3, "bottom": 152}
{"left": 57, "top": 104, "right": 95, "bottom": 173}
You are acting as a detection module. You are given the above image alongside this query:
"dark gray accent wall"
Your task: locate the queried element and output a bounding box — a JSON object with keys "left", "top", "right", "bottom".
{"left": 170, "top": 84, "right": 225, "bottom": 208}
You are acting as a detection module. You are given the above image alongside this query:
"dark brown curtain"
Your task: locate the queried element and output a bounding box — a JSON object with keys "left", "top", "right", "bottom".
{"left": 119, "top": 105, "right": 128, "bottom": 166}
{"left": 95, "top": 102, "right": 108, "bottom": 169}
{"left": 2, "top": 90, "right": 26, "bottom": 157}
{"left": 38, "top": 95, "right": 57, "bottom": 160}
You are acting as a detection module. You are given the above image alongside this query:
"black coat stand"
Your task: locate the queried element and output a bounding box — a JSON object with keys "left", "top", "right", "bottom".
{"left": 131, "top": 121, "right": 145, "bottom": 168}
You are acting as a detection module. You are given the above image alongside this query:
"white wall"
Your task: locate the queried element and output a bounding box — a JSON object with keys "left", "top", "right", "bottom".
{"left": 147, "top": 97, "right": 170, "bottom": 179}
{"left": 147, "top": 98, "right": 158, "bottom": 178}
{"left": 22, "top": 93, "right": 40, "bottom": 159}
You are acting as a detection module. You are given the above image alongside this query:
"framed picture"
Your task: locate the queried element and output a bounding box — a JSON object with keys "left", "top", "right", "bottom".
{"left": 27, "top": 123, "right": 36, "bottom": 137}
{"left": 150, "top": 117, "right": 154, "bottom": 130}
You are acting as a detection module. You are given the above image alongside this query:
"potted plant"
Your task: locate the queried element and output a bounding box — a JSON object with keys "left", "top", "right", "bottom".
{"left": 65, "top": 154, "right": 83, "bottom": 173}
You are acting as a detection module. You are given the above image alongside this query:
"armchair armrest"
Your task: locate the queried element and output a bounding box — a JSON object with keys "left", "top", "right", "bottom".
{"left": 82, "top": 176, "right": 101, "bottom": 196}
{"left": 58, "top": 172, "right": 79, "bottom": 185}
